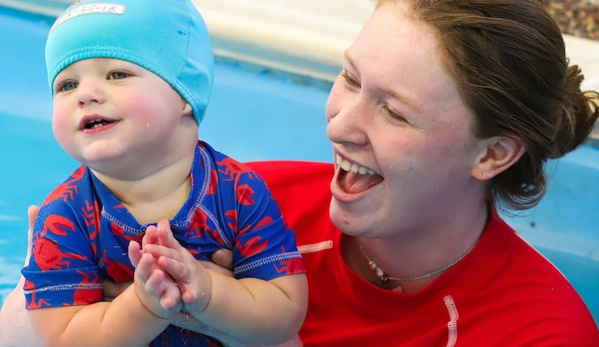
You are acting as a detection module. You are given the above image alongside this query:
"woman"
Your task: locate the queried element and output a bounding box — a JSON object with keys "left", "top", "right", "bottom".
{"left": 2, "top": 0, "right": 599, "bottom": 345}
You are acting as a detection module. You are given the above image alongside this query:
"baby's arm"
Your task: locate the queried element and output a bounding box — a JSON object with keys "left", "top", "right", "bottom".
{"left": 27, "top": 219, "right": 176, "bottom": 347}
{"left": 28, "top": 282, "right": 174, "bottom": 347}
{"left": 145, "top": 220, "right": 308, "bottom": 345}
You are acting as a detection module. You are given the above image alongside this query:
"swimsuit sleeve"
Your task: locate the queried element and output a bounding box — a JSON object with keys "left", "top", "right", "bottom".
{"left": 21, "top": 170, "right": 103, "bottom": 309}
{"left": 230, "top": 170, "right": 305, "bottom": 281}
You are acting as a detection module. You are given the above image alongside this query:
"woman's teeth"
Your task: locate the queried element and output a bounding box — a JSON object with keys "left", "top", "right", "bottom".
{"left": 336, "top": 154, "right": 376, "bottom": 175}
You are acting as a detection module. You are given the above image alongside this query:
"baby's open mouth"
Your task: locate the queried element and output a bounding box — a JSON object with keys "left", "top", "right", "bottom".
{"left": 83, "top": 118, "right": 115, "bottom": 129}
{"left": 336, "top": 154, "right": 384, "bottom": 194}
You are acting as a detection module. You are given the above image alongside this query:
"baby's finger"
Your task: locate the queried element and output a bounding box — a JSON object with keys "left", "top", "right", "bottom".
{"left": 144, "top": 244, "right": 181, "bottom": 262}
{"left": 135, "top": 253, "right": 155, "bottom": 283}
{"left": 142, "top": 224, "right": 159, "bottom": 248}
{"left": 158, "top": 255, "right": 190, "bottom": 280}
{"left": 156, "top": 219, "right": 181, "bottom": 249}
{"left": 144, "top": 268, "right": 168, "bottom": 295}
{"left": 160, "top": 279, "right": 182, "bottom": 310}
{"left": 128, "top": 240, "right": 143, "bottom": 267}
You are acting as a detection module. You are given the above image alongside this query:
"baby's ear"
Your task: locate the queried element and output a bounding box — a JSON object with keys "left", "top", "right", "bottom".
{"left": 471, "top": 136, "right": 525, "bottom": 180}
{"left": 182, "top": 102, "right": 193, "bottom": 116}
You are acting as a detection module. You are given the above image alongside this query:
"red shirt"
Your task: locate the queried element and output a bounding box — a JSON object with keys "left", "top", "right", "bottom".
{"left": 248, "top": 160, "right": 599, "bottom": 347}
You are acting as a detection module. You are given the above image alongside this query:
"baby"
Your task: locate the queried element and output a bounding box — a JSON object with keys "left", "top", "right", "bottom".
{"left": 21, "top": 0, "right": 308, "bottom": 346}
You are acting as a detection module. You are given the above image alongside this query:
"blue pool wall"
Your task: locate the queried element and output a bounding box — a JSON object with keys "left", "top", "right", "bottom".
{"left": 1, "top": 6, "right": 598, "bottom": 324}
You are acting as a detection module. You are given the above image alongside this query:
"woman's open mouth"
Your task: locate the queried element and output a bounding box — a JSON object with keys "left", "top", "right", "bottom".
{"left": 336, "top": 154, "right": 384, "bottom": 194}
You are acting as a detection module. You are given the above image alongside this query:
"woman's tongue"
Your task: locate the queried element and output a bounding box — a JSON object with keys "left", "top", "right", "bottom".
{"left": 339, "top": 169, "right": 384, "bottom": 194}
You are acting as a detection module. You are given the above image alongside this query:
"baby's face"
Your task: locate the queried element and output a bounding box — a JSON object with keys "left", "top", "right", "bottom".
{"left": 51, "top": 58, "right": 194, "bottom": 178}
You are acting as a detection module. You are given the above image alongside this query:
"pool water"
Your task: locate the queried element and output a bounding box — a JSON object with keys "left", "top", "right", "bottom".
{"left": 537, "top": 247, "right": 599, "bottom": 318}
{"left": 1, "top": 6, "right": 598, "bottom": 327}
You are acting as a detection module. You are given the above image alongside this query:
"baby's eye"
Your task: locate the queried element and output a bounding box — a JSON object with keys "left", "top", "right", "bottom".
{"left": 108, "top": 71, "right": 129, "bottom": 80}
{"left": 57, "top": 81, "right": 78, "bottom": 92}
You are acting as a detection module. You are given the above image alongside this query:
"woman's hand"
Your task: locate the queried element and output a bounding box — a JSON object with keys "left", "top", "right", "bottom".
{"left": 0, "top": 205, "right": 43, "bottom": 347}
{"left": 24, "top": 205, "right": 40, "bottom": 263}
{"left": 208, "top": 248, "right": 234, "bottom": 275}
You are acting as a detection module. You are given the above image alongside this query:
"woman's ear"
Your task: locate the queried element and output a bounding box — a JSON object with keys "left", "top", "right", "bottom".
{"left": 471, "top": 136, "right": 525, "bottom": 180}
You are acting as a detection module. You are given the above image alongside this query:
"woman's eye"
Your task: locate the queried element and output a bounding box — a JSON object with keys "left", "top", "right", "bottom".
{"left": 340, "top": 70, "right": 360, "bottom": 88}
{"left": 384, "top": 106, "right": 408, "bottom": 123}
{"left": 109, "top": 71, "right": 129, "bottom": 80}
{"left": 57, "top": 81, "right": 78, "bottom": 92}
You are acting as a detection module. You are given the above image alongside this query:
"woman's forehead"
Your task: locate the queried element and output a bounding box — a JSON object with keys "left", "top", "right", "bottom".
{"left": 348, "top": 4, "right": 466, "bottom": 120}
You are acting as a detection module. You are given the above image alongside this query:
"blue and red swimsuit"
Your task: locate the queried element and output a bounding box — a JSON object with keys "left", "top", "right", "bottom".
{"left": 22, "top": 141, "right": 304, "bottom": 347}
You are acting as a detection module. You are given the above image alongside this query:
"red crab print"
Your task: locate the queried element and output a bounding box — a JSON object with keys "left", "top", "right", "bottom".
{"left": 72, "top": 269, "right": 103, "bottom": 305}
{"left": 206, "top": 168, "right": 218, "bottom": 195}
{"left": 274, "top": 246, "right": 304, "bottom": 275}
{"left": 236, "top": 184, "right": 255, "bottom": 205}
{"left": 102, "top": 249, "right": 134, "bottom": 283}
{"left": 33, "top": 215, "right": 87, "bottom": 271}
{"left": 235, "top": 217, "right": 273, "bottom": 257}
{"left": 188, "top": 208, "right": 226, "bottom": 250}
{"left": 43, "top": 166, "right": 85, "bottom": 205}
{"left": 81, "top": 199, "right": 101, "bottom": 254}
{"left": 110, "top": 220, "right": 141, "bottom": 243}
{"left": 225, "top": 209, "right": 238, "bottom": 231}
{"left": 23, "top": 280, "right": 50, "bottom": 309}
{"left": 188, "top": 208, "right": 209, "bottom": 240}
{"left": 216, "top": 157, "right": 257, "bottom": 181}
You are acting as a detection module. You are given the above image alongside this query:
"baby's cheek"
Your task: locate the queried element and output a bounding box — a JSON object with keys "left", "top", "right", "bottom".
{"left": 51, "top": 110, "right": 78, "bottom": 156}
{"left": 52, "top": 112, "right": 69, "bottom": 143}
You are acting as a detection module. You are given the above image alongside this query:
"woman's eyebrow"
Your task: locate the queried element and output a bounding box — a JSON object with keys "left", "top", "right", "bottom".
{"left": 343, "top": 49, "right": 423, "bottom": 115}
{"left": 343, "top": 50, "right": 357, "bottom": 70}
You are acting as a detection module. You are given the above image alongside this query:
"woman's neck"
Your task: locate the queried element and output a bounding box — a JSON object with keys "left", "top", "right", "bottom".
{"left": 343, "top": 204, "right": 489, "bottom": 293}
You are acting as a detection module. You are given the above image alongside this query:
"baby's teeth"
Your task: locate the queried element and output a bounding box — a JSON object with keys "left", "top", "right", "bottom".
{"left": 359, "top": 167, "right": 368, "bottom": 175}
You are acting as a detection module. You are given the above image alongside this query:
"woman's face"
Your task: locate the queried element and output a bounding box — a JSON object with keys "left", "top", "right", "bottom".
{"left": 326, "top": 2, "right": 490, "bottom": 239}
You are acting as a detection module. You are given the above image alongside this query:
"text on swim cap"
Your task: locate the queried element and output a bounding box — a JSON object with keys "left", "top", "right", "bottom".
{"left": 50, "top": 3, "right": 126, "bottom": 33}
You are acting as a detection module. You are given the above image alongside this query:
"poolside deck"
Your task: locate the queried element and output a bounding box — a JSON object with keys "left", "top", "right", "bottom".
{"left": 193, "top": 0, "right": 599, "bottom": 140}
{"left": 194, "top": 0, "right": 599, "bottom": 90}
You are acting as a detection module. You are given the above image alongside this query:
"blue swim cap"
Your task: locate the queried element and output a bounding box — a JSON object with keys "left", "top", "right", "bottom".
{"left": 46, "top": 0, "right": 214, "bottom": 125}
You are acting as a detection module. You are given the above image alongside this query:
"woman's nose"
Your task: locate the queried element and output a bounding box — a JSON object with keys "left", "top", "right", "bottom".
{"left": 326, "top": 91, "right": 369, "bottom": 146}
